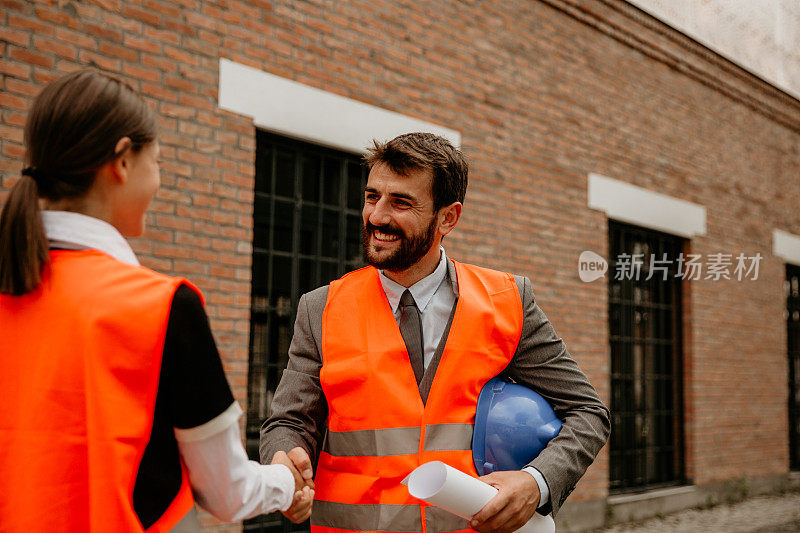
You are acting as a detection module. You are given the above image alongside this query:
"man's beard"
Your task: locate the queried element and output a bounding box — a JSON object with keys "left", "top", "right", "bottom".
{"left": 362, "top": 217, "right": 437, "bottom": 271}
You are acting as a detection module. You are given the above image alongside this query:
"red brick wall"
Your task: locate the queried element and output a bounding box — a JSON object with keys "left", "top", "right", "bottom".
{"left": 3, "top": 0, "right": 800, "bottom": 529}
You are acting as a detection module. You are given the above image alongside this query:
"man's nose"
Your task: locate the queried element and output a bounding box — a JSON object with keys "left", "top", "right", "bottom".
{"left": 367, "top": 198, "right": 391, "bottom": 226}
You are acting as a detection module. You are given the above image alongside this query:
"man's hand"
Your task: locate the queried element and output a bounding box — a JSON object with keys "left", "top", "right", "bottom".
{"left": 271, "top": 448, "right": 315, "bottom": 491}
{"left": 469, "top": 470, "right": 540, "bottom": 533}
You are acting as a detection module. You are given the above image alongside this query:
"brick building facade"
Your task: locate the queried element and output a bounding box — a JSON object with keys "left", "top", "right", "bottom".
{"left": 2, "top": 1, "right": 799, "bottom": 531}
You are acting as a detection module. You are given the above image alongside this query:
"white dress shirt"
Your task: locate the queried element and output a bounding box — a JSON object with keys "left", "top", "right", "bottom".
{"left": 379, "top": 247, "right": 455, "bottom": 370}
{"left": 42, "top": 211, "right": 295, "bottom": 521}
{"left": 378, "top": 247, "right": 551, "bottom": 510}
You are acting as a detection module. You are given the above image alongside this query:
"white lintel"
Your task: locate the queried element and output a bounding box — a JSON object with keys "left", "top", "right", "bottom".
{"left": 587, "top": 173, "right": 707, "bottom": 238}
{"left": 773, "top": 229, "right": 800, "bottom": 266}
{"left": 218, "top": 58, "right": 460, "bottom": 154}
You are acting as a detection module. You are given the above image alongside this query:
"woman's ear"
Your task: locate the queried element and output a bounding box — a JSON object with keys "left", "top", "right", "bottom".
{"left": 109, "top": 137, "right": 132, "bottom": 184}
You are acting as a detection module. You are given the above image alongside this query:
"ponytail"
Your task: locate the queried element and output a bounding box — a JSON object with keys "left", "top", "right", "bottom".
{"left": 0, "top": 173, "right": 49, "bottom": 295}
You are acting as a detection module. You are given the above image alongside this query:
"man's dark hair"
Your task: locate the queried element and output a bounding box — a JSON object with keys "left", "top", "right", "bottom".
{"left": 364, "top": 132, "right": 468, "bottom": 211}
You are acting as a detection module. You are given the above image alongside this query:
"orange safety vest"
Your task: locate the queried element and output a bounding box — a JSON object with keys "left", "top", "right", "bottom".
{"left": 314, "top": 260, "right": 523, "bottom": 533}
{"left": 0, "top": 249, "right": 196, "bottom": 532}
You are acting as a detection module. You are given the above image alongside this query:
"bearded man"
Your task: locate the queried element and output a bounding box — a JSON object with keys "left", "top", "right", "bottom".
{"left": 260, "top": 132, "right": 610, "bottom": 533}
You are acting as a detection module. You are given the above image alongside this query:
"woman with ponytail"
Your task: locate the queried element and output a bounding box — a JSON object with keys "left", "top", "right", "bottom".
{"left": 0, "top": 70, "right": 312, "bottom": 531}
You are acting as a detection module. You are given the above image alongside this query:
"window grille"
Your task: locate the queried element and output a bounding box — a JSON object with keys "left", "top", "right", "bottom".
{"left": 245, "top": 130, "right": 366, "bottom": 531}
{"left": 787, "top": 264, "right": 800, "bottom": 471}
{"left": 609, "top": 221, "right": 685, "bottom": 492}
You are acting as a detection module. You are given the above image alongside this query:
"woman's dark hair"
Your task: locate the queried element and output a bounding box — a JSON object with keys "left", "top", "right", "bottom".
{"left": 0, "top": 69, "right": 157, "bottom": 295}
{"left": 364, "top": 132, "right": 468, "bottom": 212}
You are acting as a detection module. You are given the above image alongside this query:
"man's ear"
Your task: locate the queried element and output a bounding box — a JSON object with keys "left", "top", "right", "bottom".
{"left": 438, "top": 202, "right": 462, "bottom": 237}
{"left": 109, "top": 137, "right": 132, "bottom": 184}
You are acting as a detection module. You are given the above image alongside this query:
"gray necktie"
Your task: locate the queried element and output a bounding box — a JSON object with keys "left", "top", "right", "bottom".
{"left": 399, "top": 289, "right": 425, "bottom": 385}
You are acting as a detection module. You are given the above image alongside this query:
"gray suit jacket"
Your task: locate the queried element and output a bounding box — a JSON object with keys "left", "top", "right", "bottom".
{"left": 260, "top": 260, "right": 610, "bottom": 516}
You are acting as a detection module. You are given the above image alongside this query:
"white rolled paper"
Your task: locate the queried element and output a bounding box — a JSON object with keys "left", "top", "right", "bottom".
{"left": 404, "top": 461, "right": 555, "bottom": 533}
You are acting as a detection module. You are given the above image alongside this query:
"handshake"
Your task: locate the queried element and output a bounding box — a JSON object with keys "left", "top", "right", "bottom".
{"left": 270, "top": 447, "right": 316, "bottom": 523}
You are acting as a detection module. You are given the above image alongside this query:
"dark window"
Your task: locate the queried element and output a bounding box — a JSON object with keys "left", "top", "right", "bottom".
{"left": 609, "top": 221, "right": 685, "bottom": 492}
{"left": 245, "top": 131, "right": 366, "bottom": 532}
{"left": 788, "top": 264, "right": 800, "bottom": 471}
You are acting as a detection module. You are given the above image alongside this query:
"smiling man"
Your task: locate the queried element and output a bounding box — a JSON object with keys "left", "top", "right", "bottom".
{"left": 260, "top": 132, "right": 610, "bottom": 533}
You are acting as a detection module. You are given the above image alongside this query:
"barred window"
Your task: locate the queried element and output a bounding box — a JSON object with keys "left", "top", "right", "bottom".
{"left": 787, "top": 264, "right": 800, "bottom": 471}
{"left": 245, "top": 130, "right": 366, "bottom": 531}
{"left": 609, "top": 221, "right": 686, "bottom": 492}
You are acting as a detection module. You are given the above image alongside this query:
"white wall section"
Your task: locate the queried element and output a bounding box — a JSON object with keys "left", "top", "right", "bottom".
{"left": 627, "top": 0, "right": 800, "bottom": 100}
{"left": 774, "top": 229, "right": 800, "bottom": 266}
{"left": 587, "top": 173, "right": 707, "bottom": 238}
{"left": 218, "top": 58, "right": 461, "bottom": 154}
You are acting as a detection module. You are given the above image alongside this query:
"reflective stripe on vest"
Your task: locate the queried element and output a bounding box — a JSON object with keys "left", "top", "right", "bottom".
{"left": 311, "top": 502, "right": 470, "bottom": 532}
{"left": 315, "top": 261, "right": 523, "bottom": 533}
{"left": 324, "top": 423, "right": 474, "bottom": 457}
{"left": 0, "top": 250, "right": 196, "bottom": 532}
{"left": 312, "top": 501, "right": 423, "bottom": 532}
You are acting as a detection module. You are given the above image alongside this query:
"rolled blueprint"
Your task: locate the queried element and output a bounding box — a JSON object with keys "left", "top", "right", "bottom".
{"left": 403, "top": 461, "right": 555, "bottom": 533}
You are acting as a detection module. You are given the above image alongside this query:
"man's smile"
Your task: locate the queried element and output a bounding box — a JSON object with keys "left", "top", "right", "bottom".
{"left": 372, "top": 231, "right": 400, "bottom": 243}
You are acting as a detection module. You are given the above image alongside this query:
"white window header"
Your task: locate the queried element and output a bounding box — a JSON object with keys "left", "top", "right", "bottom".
{"left": 218, "top": 58, "right": 460, "bottom": 154}
{"left": 774, "top": 229, "right": 800, "bottom": 266}
{"left": 587, "top": 173, "right": 707, "bottom": 238}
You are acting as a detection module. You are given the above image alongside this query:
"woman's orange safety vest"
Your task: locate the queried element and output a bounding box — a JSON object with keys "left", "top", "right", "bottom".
{"left": 0, "top": 250, "right": 196, "bottom": 532}
{"left": 314, "top": 260, "right": 523, "bottom": 533}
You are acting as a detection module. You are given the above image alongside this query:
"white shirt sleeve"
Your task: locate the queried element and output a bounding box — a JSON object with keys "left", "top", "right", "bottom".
{"left": 522, "top": 466, "right": 550, "bottom": 510}
{"left": 175, "top": 402, "right": 295, "bottom": 522}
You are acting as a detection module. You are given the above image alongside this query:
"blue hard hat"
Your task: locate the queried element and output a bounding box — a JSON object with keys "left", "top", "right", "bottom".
{"left": 472, "top": 377, "right": 562, "bottom": 476}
